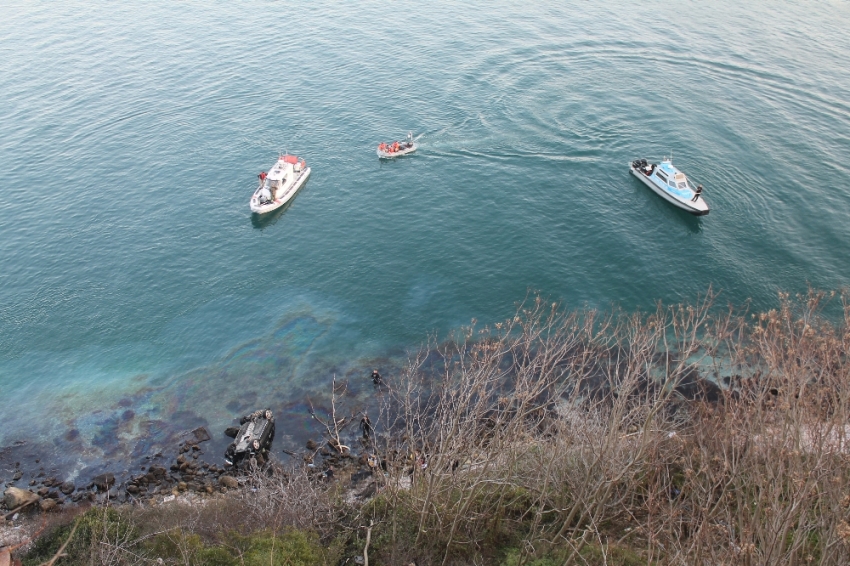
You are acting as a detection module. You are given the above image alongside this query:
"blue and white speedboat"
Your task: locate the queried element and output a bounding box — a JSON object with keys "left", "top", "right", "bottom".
{"left": 629, "top": 158, "right": 709, "bottom": 215}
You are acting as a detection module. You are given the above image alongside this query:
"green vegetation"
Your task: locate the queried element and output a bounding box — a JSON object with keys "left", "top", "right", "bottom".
{"left": 22, "top": 507, "right": 340, "bottom": 566}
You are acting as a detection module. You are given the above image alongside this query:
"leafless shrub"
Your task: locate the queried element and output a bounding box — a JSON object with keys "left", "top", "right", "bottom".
{"left": 369, "top": 289, "right": 850, "bottom": 566}
{"left": 237, "top": 461, "right": 350, "bottom": 540}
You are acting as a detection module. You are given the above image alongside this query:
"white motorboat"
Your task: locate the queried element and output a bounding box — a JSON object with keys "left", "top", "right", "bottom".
{"left": 629, "top": 158, "right": 709, "bottom": 215}
{"left": 377, "top": 132, "right": 417, "bottom": 159}
{"left": 250, "top": 155, "right": 311, "bottom": 214}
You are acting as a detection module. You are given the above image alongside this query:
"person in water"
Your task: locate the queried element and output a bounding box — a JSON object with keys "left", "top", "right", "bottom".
{"left": 360, "top": 413, "right": 373, "bottom": 440}
{"left": 371, "top": 369, "right": 383, "bottom": 385}
{"left": 692, "top": 184, "right": 703, "bottom": 202}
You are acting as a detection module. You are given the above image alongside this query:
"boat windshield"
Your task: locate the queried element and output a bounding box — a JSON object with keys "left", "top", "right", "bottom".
{"left": 677, "top": 181, "right": 688, "bottom": 189}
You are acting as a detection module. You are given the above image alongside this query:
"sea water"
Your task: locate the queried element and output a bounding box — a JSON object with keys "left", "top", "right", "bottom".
{"left": 1, "top": 1, "right": 849, "bottom": 479}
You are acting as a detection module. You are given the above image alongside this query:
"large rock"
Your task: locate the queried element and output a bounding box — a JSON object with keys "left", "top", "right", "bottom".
{"left": 60, "top": 482, "right": 75, "bottom": 495}
{"left": 149, "top": 465, "right": 167, "bottom": 478}
{"left": 218, "top": 475, "right": 238, "bottom": 489}
{"left": 91, "top": 473, "right": 115, "bottom": 491}
{"left": 4, "top": 487, "right": 39, "bottom": 510}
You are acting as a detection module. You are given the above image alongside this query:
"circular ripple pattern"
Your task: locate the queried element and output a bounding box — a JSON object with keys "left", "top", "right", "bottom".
{"left": 1, "top": 1, "right": 849, "bottom": 474}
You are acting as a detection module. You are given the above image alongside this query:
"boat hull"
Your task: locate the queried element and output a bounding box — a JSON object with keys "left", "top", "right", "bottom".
{"left": 250, "top": 167, "right": 311, "bottom": 215}
{"left": 629, "top": 165, "right": 709, "bottom": 216}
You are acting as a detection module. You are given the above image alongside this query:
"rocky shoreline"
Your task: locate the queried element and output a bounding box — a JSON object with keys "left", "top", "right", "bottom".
{"left": 2, "top": 427, "right": 228, "bottom": 518}
{"left": 2, "top": 418, "right": 383, "bottom": 528}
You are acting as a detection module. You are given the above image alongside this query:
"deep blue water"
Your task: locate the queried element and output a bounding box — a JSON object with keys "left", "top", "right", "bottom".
{"left": 1, "top": 1, "right": 849, "bottom": 480}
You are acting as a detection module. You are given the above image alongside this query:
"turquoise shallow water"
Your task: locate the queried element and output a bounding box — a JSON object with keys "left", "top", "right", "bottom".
{"left": 1, "top": 1, "right": 850, "bottom": 479}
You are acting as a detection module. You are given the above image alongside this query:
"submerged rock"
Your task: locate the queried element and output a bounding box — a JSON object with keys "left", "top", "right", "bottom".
{"left": 191, "top": 427, "right": 211, "bottom": 443}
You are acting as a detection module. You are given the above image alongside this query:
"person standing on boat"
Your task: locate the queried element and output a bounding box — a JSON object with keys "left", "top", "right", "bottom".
{"left": 692, "top": 184, "right": 703, "bottom": 202}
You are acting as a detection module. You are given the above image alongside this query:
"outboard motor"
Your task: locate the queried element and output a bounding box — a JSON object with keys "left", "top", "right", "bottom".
{"left": 640, "top": 159, "right": 648, "bottom": 167}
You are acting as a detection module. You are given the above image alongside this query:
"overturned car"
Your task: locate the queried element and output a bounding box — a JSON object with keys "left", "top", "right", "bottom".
{"left": 224, "top": 409, "right": 276, "bottom": 468}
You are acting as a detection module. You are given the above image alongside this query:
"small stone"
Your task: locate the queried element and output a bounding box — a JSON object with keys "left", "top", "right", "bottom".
{"left": 126, "top": 485, "right": 140, "bottom": 494}
{"left": 177, "top": 482, "right": 187, "bottom": 492}
{"left": 37, "top": 487, "right": 50, "bottom": 497}
{"left": 306, "top": 439, "right": 318, "bottom": 450}
{"left": 204, "top": 485, "right": 213, "bottom": 494}
{"left": 171, "top": 488, "right": 179, "bottom": 496}
{"left": 40, "top": 498, "right": 57, "bottom": 512}
{"left": 12, "top": 470, "right": 22, "bottom": 481}
{"left": 60, "top": 482, "right": 75, "bottom": 495}
{"left": 176, "top": 454, "right": 186, "bottom": 465}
